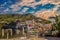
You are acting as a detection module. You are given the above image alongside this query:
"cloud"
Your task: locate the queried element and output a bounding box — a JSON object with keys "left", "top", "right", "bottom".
{"left": 4, "top": 8, "right": 9, "bottom": 12}
{"left": 34, "top": 10, "right": 57, "bottom": 19}
{"left": 9, "top": 0, "right": 57, "bottom": 13}
{"left": 0, "top": 0, "right": 60, "bottom": 15}
{"left": 55, "top": 6, "right": 60, "bottom": 14}
{"left": 22, "top": 8, "right": 29, "bottom": 13}
{"left": 10, "top": 4, "right": 21, "bottom": 11}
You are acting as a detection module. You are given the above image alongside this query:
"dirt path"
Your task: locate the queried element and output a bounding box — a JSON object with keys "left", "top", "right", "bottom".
{"left": 0, "top": 36, "right": 48, "bottom": 40}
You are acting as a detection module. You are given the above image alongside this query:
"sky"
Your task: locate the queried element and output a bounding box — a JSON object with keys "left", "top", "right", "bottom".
{"left": 0, "top": 0, "right": 60, "bottom": 19}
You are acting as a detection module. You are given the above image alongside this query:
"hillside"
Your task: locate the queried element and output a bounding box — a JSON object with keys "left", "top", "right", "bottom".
{"left": 0, "top": 13, "right": 51, "bottom": 26}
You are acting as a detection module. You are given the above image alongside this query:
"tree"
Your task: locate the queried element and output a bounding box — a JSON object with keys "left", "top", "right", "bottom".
{"left": 52, "top": 15, "right": 60, "bottom": 32}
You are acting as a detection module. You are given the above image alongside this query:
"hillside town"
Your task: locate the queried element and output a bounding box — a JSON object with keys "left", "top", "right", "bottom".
{"left": 0, "top": 0, "right": 60, "bottom": 40}
{"left": 0, "top": 14, "right": 60, "bottom": 40}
